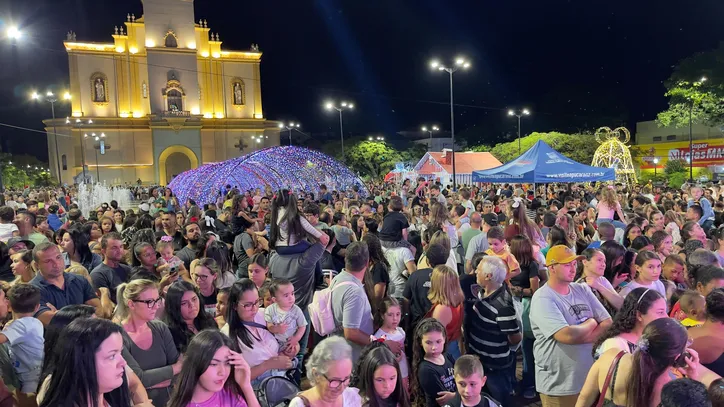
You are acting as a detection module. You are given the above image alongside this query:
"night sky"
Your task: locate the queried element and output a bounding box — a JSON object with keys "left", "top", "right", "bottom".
{"left": 1, "top": 0, "right": 723, "bottom": 162}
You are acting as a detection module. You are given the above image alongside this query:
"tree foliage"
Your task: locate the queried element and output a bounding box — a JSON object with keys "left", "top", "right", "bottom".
{"left": 664, "top": 159, "right": 687, "bottom": 175}
{"left": 657, "top": 44, "right": 724, "bottom": 128}
{"left": 470, "top": 132, "right": 601, "bottom": 164}
{"left": 344, "top": 139, "right": 405, "bottom": 179}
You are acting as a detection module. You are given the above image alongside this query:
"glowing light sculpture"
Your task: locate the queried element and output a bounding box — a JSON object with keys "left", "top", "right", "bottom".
{"left": 168, "top": 146, "right": 368, "bottom": 205}
{"left": 591, "top": 127, "right": 637, "bottom": 187}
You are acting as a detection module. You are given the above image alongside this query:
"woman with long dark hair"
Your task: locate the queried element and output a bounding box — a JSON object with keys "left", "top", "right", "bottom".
{"left": 221, "top": 279, "right": 295, "bottom": 385}
{"left": 601, "top": 240, "right": 629, "bottom": 289}
{"left": 352, "top": 345, "right": 411, "bottom": 407}
{"left": 623, "top": 223, "right": 642, "bottom": 248}
{"left": 540, "top": 225, "right": 570, "bottom": 258}
{"left": 59, "top": 227, "right": 102, "bottom": 272}
{"left": 39, "top": 318, "right": 132, "bottom": 407}
{"left": 164, "top": 280, "right": 218, "bottom": 353}
{"left": 362, "top": 234, "right": 390, "bottom": 301}
{"left": 591, "top": 287, "right": 667, "bottom": 358}
{"left": 166, "top": 330, "right": 259, "bottom": 407}
{"left": 577, "top": 318, "right": 718, "bottom": 407}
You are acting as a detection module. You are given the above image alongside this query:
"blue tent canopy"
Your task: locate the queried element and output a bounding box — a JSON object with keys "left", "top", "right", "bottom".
{"left": 472, "top": 140, "right": 615, "bottom": 184}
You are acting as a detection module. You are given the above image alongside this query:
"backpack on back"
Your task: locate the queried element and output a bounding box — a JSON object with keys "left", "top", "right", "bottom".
{"left": 255, "top": 376, "right": 300, "bottom": 407}
{"left": 307, "top": 281, "right": 356, "bottom": 336}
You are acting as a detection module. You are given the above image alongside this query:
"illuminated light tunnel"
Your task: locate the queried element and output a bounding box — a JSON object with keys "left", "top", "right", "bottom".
{"left": 168, "top": 146, "right": 368, "bottom": 205}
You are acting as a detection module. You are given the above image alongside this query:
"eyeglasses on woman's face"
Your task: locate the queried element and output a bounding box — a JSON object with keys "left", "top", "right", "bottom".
{"left": 133, "top": 298, "right": 162, "bottom": 309}
{"left": 323, "top": 374, "right": 351, "bottom": 389}
{"left": 241, "top": 298, "right": 263, "bottom": 309}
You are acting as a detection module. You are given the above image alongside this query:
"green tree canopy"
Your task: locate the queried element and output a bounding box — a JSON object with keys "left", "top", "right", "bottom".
{"left": 343, "top": 139, "right": 405, "bottom": 179}
{"left": 470, "top": 132, "right": 601, "bottom": 164}
{"left": 657, "top": 43, "right": 724, "bottom": 128}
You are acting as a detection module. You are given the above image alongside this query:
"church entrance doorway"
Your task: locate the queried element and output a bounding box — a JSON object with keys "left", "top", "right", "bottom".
{"left": 165, "top": 152, "right": 191, "bottom": 183}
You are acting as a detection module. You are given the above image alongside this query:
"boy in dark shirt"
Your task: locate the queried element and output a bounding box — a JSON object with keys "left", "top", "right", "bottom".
{"left": 379, "top": 196, "right": 415, "bottom": 254}
{"left": 445, "top": 355, "right": 501, "bottom": 407}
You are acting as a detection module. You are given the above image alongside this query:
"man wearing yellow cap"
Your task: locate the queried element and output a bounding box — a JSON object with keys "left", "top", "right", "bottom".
{"left": 530, "top": 245, "right": 612, "bottom": 407}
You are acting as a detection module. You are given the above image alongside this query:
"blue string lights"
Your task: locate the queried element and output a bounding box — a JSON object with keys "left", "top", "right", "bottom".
{"left": 168, "top": 146, "right": 368, "bottom": 205}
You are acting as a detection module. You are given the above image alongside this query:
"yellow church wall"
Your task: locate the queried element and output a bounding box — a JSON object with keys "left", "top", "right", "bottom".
{"left": 220, "top": 61, "right": 257, "bottom": 119}
{"left": 73, "top": 53, "right": 121, "bottom": 117}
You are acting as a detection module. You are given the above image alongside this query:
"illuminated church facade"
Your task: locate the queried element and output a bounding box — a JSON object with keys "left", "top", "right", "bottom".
{"left": 43, "top": 0, "right": 280, "bottom": 185}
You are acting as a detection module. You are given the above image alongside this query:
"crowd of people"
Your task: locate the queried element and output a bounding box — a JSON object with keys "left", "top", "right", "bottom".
{"left": 0, "top": 179, "right": 722, "bottom": 407}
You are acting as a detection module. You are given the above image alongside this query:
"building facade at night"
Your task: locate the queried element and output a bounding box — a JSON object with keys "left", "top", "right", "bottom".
{"left": 43, "top": 0, "right": 280, "bottom": 185}
{"left": 635, "top": 120, "right": 724, "bottom": 179}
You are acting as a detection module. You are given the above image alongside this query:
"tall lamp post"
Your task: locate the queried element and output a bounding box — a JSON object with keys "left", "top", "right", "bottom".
{"left": 653, "top": 157, "right": 659, "bottom": 178}
{"left": 67, "top": 118, "right": 93, "bottom": 183}
{"left": 688, "top": 76, "right": 707, "bottom": 182}
{"left": 31, "top": 91, "right": 71, "bottom": 184}
{"left": 508, "top": 108, "right": 531, "bottom": 155}
{"left": 324, "top": 101, "right": 354, "bottom": 162}
{"left": 278, "top": 122, "right": 301, "bottom": 146}
{"left": 430, "top": 57, "right": 470, "bottom": 191}
{"left": 421, "top": 125, "right": 439, "bottom": 151}
{"left": 88, "top": 132, "right": 106, "bottom": 182}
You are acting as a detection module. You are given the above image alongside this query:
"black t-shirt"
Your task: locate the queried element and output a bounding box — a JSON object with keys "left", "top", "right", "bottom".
{"left": 378, "top": 211, "right": 409, "bottom": 242}
{"left": 459, "top": 273, "right": 478, "bottom": 320}
{"left": 445, "top": 393, "right": 498, "bottom": 407}
{"left": 371, "top": 262, "right": 390, "bottom": 291}
{"left": 509, "top": 260, "right": 539, "bottom": 290}
{"left": 200, "top": 288, "right": 218, "bottom": 316}
{"left": 418, "top": 354, "right": 456, "bottom": 407}
{"left": 320, "top": 251, "right": 344, "bottom": 273}
{"left": 403, "top": 267, "right": 433, "bottom": 325}
{"left": 155, "top": 230, "right": 186, "bottom": 252}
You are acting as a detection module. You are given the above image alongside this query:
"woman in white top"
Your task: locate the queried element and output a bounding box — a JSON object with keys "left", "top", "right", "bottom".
{"left": 289, "top": 336, "right": 361, "bottom": 407}
{"left": 221, "top": 279, "right": 296, "bottom": 386}
{"left": 592, "top": 287, "right": 667, "bottom": 359}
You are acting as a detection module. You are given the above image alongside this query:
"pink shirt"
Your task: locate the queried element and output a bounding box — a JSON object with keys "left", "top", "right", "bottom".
{"left": 184, "top": 389, "right": 248, "bottom": 407}
{"left": 596, "top": 201, "right": 620, "bottom": 220}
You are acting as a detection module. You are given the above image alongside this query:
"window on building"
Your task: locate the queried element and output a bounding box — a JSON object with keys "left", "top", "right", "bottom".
{"left": 61, "top": 154, "right": 67, "bottom": 170}
{"left": 666, "top": 135, "right": 676, "bottom": 141}
{"left": 164, "top": 33, "right": 178, "bottom": 48}
{"left": 167, "top": 89, "right": 183, "bottom": 111}
{"left": 653, "top": 136, "right": 662, "bottom": 142}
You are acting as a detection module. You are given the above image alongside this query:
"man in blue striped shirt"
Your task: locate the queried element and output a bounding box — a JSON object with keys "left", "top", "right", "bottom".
{"left": 464, "top": 256, "right": 521, "bottom": 406}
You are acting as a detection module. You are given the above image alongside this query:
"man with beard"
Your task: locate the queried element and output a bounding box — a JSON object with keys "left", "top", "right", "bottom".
{"left": 155, "top": 210, "right": 185, "bottom": 251}
{"left": 90, "top": 232, "right": 131, "bottom": 303}
{"left": 176, "top": 222, "right": 201, "bottom": 270}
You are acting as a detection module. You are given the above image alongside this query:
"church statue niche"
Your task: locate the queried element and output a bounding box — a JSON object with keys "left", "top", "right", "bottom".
{"left": 90, "top": 73, "right": 109, "bottom": 104}
{"left": 164, "top": 30, "right": 178, "bottom": 48}
{"left": 231, "top": 79, "right": 245, "bottom": 106}
{"left": 162, "top": 76, "right": 186, "bottom": 113}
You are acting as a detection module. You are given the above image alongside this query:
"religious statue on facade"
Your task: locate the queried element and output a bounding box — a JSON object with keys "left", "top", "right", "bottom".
{"left": 142, "top": 82, "right": 148, "bottom": 98}
{"left": 94, "top": 78, "right": 106, "bottom": 102}
{"left": 233, "top": 82, "right": 243, "bottom": 105}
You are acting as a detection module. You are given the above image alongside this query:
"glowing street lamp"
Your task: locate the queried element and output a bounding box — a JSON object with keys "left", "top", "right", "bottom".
{"left": 6, "top": 27, "right": 21, "bottom": 40}
{"left": 653, "top": 157, "right": 659, "bottom": 177}
{"left": 278, "top": 122, "right": 301, "bottom": 146}
{"left": 508, "top": 108, "right": 531, "bottom": 154}
{"left": 31, "top": 89, "right": 72, "bottom": 183}
{"left": 324, "top": 101, "right": 354, "bottom": 162}
{"left": 421, "top": 125, "right": 440, "bottom": 151}
{"left": 688, "top": 76, "right": 708, "bottom": 181}
{"left": 429, "top": 57, "right": 470, "bottom": 190}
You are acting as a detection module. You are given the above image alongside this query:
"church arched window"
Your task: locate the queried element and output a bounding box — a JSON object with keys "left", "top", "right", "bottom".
{"left": 164, "top": 30, "right": 178, "bottom": 48}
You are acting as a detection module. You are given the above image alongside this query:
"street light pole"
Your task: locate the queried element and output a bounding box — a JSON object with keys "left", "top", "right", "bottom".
{"left": 32, "top": 91, "right": 71, "bottom": 184}
{"left": 508, "top": 108, "right": 531, "bottom": 155}
{"left": 421, "top": 125, "right": 439, "bottom": 151}
{"left": 430, "top": 58, "right": 470, "bottom": 191}
{"left": 653, "top": 158, "right": 659, "bottom": 177}
{"left": 325, "top": 101, "right": 354, "bottom": 162}
{"left": 688, "top": 76, "right": 707, "bottom": 182}
{"left": 278, "top": 122, "right": 301, "bottom": 146}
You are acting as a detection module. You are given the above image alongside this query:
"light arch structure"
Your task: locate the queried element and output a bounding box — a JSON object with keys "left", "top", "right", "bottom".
{"left": 168, "top": 146, "right": 368, "bottom": 205}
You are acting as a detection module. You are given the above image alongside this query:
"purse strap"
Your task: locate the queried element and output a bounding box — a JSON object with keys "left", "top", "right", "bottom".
{"left": 595, "top": 350, "right": 625, "bottom": 407}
